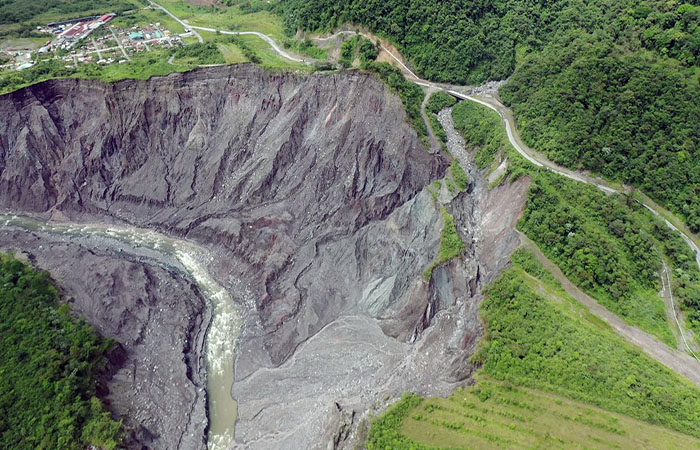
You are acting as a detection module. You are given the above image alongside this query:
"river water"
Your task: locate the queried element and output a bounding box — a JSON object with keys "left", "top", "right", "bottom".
{"left": 0, "top": 214, "right": 239, "bottom": 449}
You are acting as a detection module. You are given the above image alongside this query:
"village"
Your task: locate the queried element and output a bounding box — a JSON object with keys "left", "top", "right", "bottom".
{"left": 1, "top": 12, "right": 184, "bottom": 71}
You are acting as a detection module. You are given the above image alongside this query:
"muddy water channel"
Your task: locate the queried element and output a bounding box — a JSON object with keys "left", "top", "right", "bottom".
{"left": 0, "top": 214, "right": 239, "bottom": 449}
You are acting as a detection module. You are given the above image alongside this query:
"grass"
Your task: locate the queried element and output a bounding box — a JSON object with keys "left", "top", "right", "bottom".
{"left": 425, "top": 91, "right": 457, "bottom": 149}
{"left": 0, "top": 0, "right": 314, "bottom": 95}
{"left": 450, "top": 159, "right": 469, "bottom": 192}
{"left": 217, "top": 42, "right": 246, "bottom": 64}
{"left": 0, "top": 37, "right": 49, "bottom": 50}
{"left": 236, "top": 34, "right": 306, "bottom": 69}
{"left": 423, "top": 207, "right": 465, "bottom": 280}
{"left": 369, "top": 249, "right": 700, "bottom": 447}
{"left": 17, "top": 0, "right": 143, "bottom": 26}
{"left": 398, "top": 378, "right": 700, "bottom": 450}
{"left": 453, "top": 98, "right": 678, "bottom": 347}
{"left": 155, "top": 0, "right": 286, "bottom": 40}
{"left": 473, "top": 253, "right": 700, "bottom": 437}
{"left": 110, "top": 7, "right": 186, "bottom": 34}
{"left": 94, "top": 48, "right": 183, "bottom": 81}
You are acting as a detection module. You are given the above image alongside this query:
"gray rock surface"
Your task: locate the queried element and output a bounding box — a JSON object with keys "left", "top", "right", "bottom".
{"left": 0, "top": 65, "right": 529, "bottom": 449}
{"left": 0, "top": 229, "right": 209, "bottom": 450}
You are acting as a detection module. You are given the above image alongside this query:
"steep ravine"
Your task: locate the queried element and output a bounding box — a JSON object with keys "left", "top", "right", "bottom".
{"left": 0, "top": 65, "right": 528, "bottom": 449}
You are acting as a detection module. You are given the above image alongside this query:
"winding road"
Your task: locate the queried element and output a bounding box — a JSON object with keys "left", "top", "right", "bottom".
{"left": 188, "top": 26, "right": 304, "bottom": 63}
{"left": 149, "top": 1, "right": 304, "bottom": 62}
{"left": 135, "top": 0, "right": 700, "bottom": 417}
{"left": 149, "top": 0, "right": 203, "bottom": 42}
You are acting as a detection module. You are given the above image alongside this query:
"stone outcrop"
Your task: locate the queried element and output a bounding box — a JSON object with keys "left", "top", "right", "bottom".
{"left": 0, "top": 230, "right": 209, "bottom": 449}
{"left": 0, "top": 65, "right": 528, "bottom": 449}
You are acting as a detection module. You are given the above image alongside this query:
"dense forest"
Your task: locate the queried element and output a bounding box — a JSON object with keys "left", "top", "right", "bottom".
{"left": 277, "top": 0, "right": 700, "bottom": 232}
{"left": 0, "top": 254, "right": 120, "bottom": 449}
{"left": 475, "top": 257, "right": 700, "bottom": 437}
{"left": 452, "top": 98, "right": 700, "bottom": 347}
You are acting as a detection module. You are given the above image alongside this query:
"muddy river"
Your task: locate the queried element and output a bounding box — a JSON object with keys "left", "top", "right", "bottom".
{"left": 0, "top": 214, "right": 239, "bottom": 449}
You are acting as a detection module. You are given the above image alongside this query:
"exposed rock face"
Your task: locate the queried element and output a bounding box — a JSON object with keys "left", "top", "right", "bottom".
{"left": 0, "top": 65, "right": 528, "bottom": 449}
{"left": 0, "top": 230, "right": 209, "bottom": 449}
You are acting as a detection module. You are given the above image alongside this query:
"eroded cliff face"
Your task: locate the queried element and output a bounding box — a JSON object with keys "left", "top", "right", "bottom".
{"left": 0, "top": 65, "right": 527, "bottom": 449}
{"left": 0, "top": 230, "right": 210, "bottom": 449}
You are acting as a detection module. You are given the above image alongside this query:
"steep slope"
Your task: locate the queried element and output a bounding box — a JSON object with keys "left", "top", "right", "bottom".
{"left": 280, "top": 0, "right": 700, "bottom": 232}
{"left": 0, "top": 230, "right": 210, "bottom": 449}
{"left": 0, "top": 64, "right": 529, "bottom": 448}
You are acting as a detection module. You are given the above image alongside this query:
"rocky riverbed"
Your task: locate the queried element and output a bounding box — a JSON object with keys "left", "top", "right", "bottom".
{"left": 0, "top": 65, "right": 528, "bottom": 449}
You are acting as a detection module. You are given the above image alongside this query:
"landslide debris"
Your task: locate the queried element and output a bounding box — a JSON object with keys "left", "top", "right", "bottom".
{"left": 0, "top": 64, "right": 528, "bottom": 449}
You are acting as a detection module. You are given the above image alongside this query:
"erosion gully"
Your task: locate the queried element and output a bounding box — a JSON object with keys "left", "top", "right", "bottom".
{"left": 0, "top": 214, "right": 239, "bottom": 450}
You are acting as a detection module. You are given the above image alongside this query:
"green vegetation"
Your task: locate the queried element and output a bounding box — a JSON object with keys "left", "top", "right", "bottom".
{"left": 156, "top": 0, "right": 285, "bottom": 40}
{"left": 109, "top": 8, "right": 185, "bottom": 34}
{"left": 425, "top": 91, "right": 456, "bottom": 115}
{"left": 217, "top": 42, "right": 247, "bottom": 64}
{"left": 338, "top": 35, "right": 377, "bottom": 67}
{"left": 652, "top": 221, "right": 700, "bottom": 341}
{"left": 227, "top": 36, "right": 261, "bottom": 64}
{"left": 339, "top": 35, "right": 357, "bottom": 68}
{"left": 519, "top": 171, "right": 676, "bottom": 346}
{"left": 424, "top": 207, "right": 465, "bottom": 281}
{"left": 452, "top": 99, "right": 528, "bottom": 183}
{"left": 0, "top": 47, "right": 186, "bottom": 94}
{"left": 173, "top": 42, "right": 225, "bottom": 64}
{"left": 277, "top": 0, "right": 700, "bottom": 232}
{"left": 501, "top": 41, "right": 700, "bottom": 233}
{"left": 366, "top": 393, "right": 426, "bottom": 450}
{"left": 368, "top": 249, "right": 700, "bottom": 447}
{"left": 453, "top": 96, "right": 679, "bottom": 346}
{"left": 0, "top": 0, "right": 140, "bottom": 37}
{"left": 282, "top": 37, "right": 326, "bottom": 59}
{"left": 450, "top": 159, "right": 468, "bottom": 192}
{"left": 0, "top": 29, "right": 282, "bottom": 95}
{"left": 369, "top": 378, "right": 700, "bottom": 449}
{"left": 0, "top": 253, "right": 120, "bottom": 449}
{"left": 0, "top": 0, "right": 314, "bottom": 94}
{"left": 358, "top": 36, "right": 378, "bottom": 62}
{"left": 424, "top": 91, "right": 456, "bottom": 146}
{"left": 474, "top": 257, "right": 700, "bottom": 436}
{"left": 363, "top": 61, "right": 426, "bottom": 143}
{"left": 452, "top": 100, "right": 504, "bottom": 170}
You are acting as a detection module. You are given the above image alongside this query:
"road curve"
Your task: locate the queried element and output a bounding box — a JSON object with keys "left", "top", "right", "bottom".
{"left": 149, "top": 1, "right": 203, "bottom": 43}
{"left": 149, "top": 0, "right": 305, "bottom": 63}
{"left": 313, "top": 30, "right": 420, "bottom": 78}
{"left": 188, "top": 26, "right": 305, "bottom": 63}
{"left": 411, "top": 59, "right": 700, "bottom": 274}
{"left": 661, "top": 258, "right": 700, "bottom": 361}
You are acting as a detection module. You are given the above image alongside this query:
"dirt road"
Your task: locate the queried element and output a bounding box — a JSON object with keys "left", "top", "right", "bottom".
{"left": 521, "top": 233, "right": 700, "bottom": 388}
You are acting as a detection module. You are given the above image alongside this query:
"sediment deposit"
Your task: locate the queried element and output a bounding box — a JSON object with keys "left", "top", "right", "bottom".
{"left": 0, "top": 65, "right": 527, "bottom": 449}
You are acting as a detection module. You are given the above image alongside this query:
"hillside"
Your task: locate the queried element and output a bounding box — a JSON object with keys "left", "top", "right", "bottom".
{"left": 278, "top": 0, "right": 700, "bottom": 232}
{"left": 0, "top": 64, "right": 522, "bottom": 449}
{"left": 0, "top": 253, "right": 120, "bottom": 449}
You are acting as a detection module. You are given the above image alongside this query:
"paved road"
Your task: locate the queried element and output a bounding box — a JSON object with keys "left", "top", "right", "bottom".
{"left": 521, "top": 233, "right": 700, "bottom": 388}
{"left": 188, "top": 26, "right": 305, "bottom": 63}
{"left": 149, "top": 0, "right": 203, "bottom": 43}
{"left": 403, "top": 55, "right": 700, "bottom": 274}
{"left": 148, "top": 0, "right": 304, "bottom": 63}
{"left": 109, "top": 26, "right": 130, "bottom": 61}
{"left": 91, "top": 37, "right": 103, "bottom": 60}
{"left": 122, "top": 7, "right": 700, "bottom": 378}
